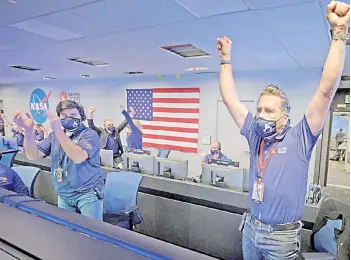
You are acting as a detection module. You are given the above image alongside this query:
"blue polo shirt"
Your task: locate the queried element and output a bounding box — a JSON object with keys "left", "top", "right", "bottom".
{"left": 0, "top": 163, "right": 28, "bottom": 195}
{"left": 0, "top": 118, "right": 4, "bottom": 134}
{"left": 204, "top": 152, "right": 228, "bottom": 163}
{"left": 241, "top": 112, "right": 320, "bottom": 225}
{"left": 104, "top": 134, "right": 119, "bottom": 156}
{"left": 37, "top": 125, "right": 104, "bottom": 199}
{"left": 122, "top": 110, "right": 143, "bottom": 149}
{"left": 35, "top": 131, "right": 45, "bottom": 142}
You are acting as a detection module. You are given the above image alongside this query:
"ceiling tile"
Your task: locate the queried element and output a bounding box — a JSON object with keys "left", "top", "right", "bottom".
{"left": 278, "top": 30, "right": 330, "bottom": 68}
{"left": 175, "top": 0, "right": 249, "bottom": 17}
{"left": 0, "top": 0, "right": 102, "bottom": 26}
{"left": 246, "top": 0, "right": 315, "bottom": 10}
{"left": 256, "top": 1, "right": 326, "bottom": 35}
{"left": 68, "top": 0, "right": 197, "bottom": 32}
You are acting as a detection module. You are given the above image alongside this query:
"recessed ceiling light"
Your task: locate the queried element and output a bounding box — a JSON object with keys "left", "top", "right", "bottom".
{"left": 68, "top": 58, "right": 109, "bottom": 67}
{"left": 161, "top": 44, "right": 210, "bottom": 58}
{"left": 79, "top": 74, "right": 91, "bottom": 78}
{"left": 124, "top": 71, "right": 143, "bottom": 75}
{"left": 186, "top": 67, "right": 208, "bottom": 71}
{"left": 6, "top": 0, "right": 18, "bottom": 3}
{"left": 42, "top": 76, "right": 56, "bottom": 80}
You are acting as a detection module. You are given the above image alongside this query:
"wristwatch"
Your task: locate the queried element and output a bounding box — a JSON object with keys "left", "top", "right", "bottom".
{"left": 221, "top": 60, "right": 232, "bottom": 65}
{"left": 332, "top": 32, "right": 349, "bottom": 41}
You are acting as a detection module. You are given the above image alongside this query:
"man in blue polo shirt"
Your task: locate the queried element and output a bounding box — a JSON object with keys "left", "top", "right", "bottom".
{"left": 217, "top": 1, "right": 349, "bottom": 259}
{"left": 13, "top": 100, "right": 104, "bottom": 221}
{"left": 0, "top": 110, "right": 5, "bottom": 136}
{"left": 0, "top": 158, "right": 28, "bottom": 196}
{"left": 204, "top": 141, "right": 229, "bottom": 163}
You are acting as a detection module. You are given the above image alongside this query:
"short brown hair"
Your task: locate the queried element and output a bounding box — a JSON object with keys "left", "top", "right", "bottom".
{"left": 258, "top": 85, "right": 291, "bottom": 114}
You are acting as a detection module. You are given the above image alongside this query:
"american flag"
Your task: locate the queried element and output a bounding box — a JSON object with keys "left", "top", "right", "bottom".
{"left": 126, "top": 88, "right": 200, "bottom": 153}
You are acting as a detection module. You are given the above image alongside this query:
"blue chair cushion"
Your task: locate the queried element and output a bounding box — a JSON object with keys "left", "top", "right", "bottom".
{"left": 314, "top": 219, "right": 342, "bottom": 256}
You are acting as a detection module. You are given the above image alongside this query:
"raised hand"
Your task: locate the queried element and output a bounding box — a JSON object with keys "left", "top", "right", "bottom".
{"left": 120, "top": 105, "right": 125, "bottom": 111}
{"left": 327, "top": 1, "right": 350, "bottom": 28}
{"left": 13, "top": 111, "right": 34, "bottom": 132}
{"left": 46, "top": 110, "right": 62, "bottom": 132}
{"left": 88, "top": 107, "right": 96, "bottom": 114}
{"left": 216, "top": 36, "right": 232, "bottom": 61}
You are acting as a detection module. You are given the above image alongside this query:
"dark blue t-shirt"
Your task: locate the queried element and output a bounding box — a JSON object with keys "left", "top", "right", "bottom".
{"left": 0, "top": 163, "right": 28, "bottom": 195}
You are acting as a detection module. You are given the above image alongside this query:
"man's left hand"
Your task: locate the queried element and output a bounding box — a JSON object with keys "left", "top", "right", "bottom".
{"left": 327, "top": 1, "right": 350, "bottom": 29}
{"left": 46, "top": 110, "right": 62, "bottom": 132}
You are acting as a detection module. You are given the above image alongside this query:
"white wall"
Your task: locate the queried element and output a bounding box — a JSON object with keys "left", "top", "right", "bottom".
{"left": 0, "top": 68, "right": 322, "bottom": 182}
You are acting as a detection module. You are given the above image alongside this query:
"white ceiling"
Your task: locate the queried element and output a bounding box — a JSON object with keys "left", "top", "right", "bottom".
{"left": 0, "top": 0, "right": 349, "bottom": 84}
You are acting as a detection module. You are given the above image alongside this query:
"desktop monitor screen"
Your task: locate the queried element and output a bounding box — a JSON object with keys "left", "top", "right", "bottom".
{"left": 154, "top": 157, "right": 188, "bottom": 180}
{"left": 202, "top": 163, "right": 245, "bottom": 190}
{"left": 123, "top": 153, "right": 154, "bottom": 174}
{"left": 100, "top": 149, "right": 114, "bottom": 168}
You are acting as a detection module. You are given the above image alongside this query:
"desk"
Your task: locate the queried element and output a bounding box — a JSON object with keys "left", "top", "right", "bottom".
{"left": 0, "top": 148, "right": 18, "bottom": 154}
{"left": 14, "top": 152, "right": 320, "bottom": 260}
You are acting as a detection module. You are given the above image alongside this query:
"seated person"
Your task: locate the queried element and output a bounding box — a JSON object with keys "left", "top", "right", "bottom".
{"left": 204, "top": 141, "right": 228, "bottom": 163}
{"left": 120, "top": 106, "right": 143, "bottom": 150}
{"left": 34, "top": 124, "right": 45, "bottom": 142}
{"left": 0, "top": 110, "right": 5, "bottom": 136}
{"left": 0, "top": 157, "right": 29, "bottom": 195}
{"left": 87, "top": 107, "right": 127, "bottom": 167}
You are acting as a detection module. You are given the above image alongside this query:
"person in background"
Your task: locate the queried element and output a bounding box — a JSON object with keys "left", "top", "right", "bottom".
{"left": 34, "top": 124, "right": 45, "bottom": 142}
{"left": 14, "top": 100, "right": 104, "bottom": 221}
{"left": 0, "top": 154, "right": 28, "bottom": 195}
{"left": 0, "top": 110, "right": 5, "bottom": 136}
{"left": 120, "top": 105, "right": 143, "bottom": 150}
{"left": 204, "top": 141, "right": 228, "bottom": 163}
{"left": 217, "top": 1, "right": 350, "bottom": 259}
{"left": 12, "top": 125, "right": 24, "bottom": 147}
{"left": 87, "top": 107, "right": 127, "bottom": 167}
{"left": 335, "top": 128, "right": 345, "bottom": 147}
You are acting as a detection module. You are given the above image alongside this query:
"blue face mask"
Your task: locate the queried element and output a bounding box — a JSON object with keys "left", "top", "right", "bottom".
{"left": 254, "top": 116, "right": 277, "bottom": 138}
{"left": 12, "top": 129, "right": 19, "bottom": 134}
{"left": 107, "top": 126, "right": 115, "bottom": 133}
{"left": 61, "top": 117, "right": 81, "bottom": 132}
{"left": 210, "top": 149, "right": 219, "bottom": 155}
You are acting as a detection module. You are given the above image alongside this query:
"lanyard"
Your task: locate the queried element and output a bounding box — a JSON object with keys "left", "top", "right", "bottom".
{"left": 258, "top": 139, "right": 279, "bottom": 178}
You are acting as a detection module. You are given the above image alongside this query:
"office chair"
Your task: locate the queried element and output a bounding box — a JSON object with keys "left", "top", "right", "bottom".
{"left": 0, "top": 151, "right": 18, "bottom": 167}
{"left": 103, "top": 171, "right": 143, "bottom": 230}
{"left": 33, "top": 169, "right": 58, "bottom": 206}
{"left": 299, "top": 197, "right": 350, "bottom": 260}
{"left": 157, "top": 149, "right": 171, "bottom": 158}
{"left": 12, "top": 166, "right": 41, "bottom": 197}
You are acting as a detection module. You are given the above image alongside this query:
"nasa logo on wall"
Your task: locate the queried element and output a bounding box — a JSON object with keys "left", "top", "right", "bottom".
{"left": 29, "top": 88, "right": 51, "bottom": 124}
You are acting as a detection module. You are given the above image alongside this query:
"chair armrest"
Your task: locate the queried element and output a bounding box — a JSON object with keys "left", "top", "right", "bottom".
{"left": 301, "top": 252, "right": 335, "bottom": 260}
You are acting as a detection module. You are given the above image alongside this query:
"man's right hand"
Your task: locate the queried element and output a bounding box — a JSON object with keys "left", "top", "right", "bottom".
{"left": 13, "top": 111, "right": 34, "bottom": 132}
{"left": 216, "top": 36, "right": 232, "bottom": 61}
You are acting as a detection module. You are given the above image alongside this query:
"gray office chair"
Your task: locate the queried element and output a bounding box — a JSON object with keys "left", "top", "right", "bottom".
{"left": 33, "top": 170, "right": 58, "bottom": 206}
{"left": 157, "top": 149, "right": 171, "bottom": 158}
{"left": 299, "top": 197, "right": 349, "bottom": 260}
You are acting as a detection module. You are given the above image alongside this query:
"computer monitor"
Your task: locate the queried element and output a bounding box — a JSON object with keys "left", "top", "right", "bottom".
{"left": 122, "top": 153, "right": 154, "bottom": 174}
{"left": 3, "top": 137, "right": 18, "bottom": 149}
{"left": 202, "top": 163, "right": 247, "bottom": 191}
{"left": 100, "top": 149, "right": 114, "bottom": 168}
{"left": 208, "top": 158, "right": 239, "bottom": 167}
{"left": 154, "top": 157, "right": 188, "bottom": 180}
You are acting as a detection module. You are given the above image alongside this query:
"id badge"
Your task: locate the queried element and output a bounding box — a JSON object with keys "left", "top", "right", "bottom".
{"left": 54, "top": 167, "right": 63, "bottom": 183}
{"left": 252, "top": 181, "right": 264, "bottom": 203}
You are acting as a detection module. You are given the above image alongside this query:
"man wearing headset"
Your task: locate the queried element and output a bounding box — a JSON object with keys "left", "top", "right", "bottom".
{"left": 13, "top": 100, "right": 104, "bottom": 221}
{"left": 204, "top": 141, "right": 228, "bottom": 163}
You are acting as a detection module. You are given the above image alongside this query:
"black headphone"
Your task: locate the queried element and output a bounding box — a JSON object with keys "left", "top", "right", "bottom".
{"left": 218, "top": 141, "right": 222, "bottom": 150}
{"left": 56, "top": 100, "right": 86, "bottom": 121}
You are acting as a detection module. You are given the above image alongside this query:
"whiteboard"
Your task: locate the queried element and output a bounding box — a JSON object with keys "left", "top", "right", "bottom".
{"left": 216, "top": 100, "right": 256, "bottom": 169}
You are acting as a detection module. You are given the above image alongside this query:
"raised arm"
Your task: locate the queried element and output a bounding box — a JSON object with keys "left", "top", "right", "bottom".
{"left": 116, "top": 119, "right": 128, "bottom": 133}
{"left": 13, "top": 112, "right": 45, "bottom": 160}
{"left": 217, "top": 36, "right": 248, "bottom": 130}
{"left": 120, "top": 105, "right": 139, "bottom": 133}
{"left": 306, "top": 1, "right": 350, "bottom": 135}
{"left": 86, "top": 107, "right": 102, "bottom": 135}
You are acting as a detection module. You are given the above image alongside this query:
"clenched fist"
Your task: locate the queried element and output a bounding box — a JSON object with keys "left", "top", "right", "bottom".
{"left": 327, "top": 1, "right": 350, "bottom": 28}
{"left": 216, "top": 36, "right": 232, "bottom": 61}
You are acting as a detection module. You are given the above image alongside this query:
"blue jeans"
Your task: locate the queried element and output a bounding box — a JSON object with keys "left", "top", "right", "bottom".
{"left": 242, "top": 215, "right": 301, "bottom": 260}
{"left": 58, "top": 190, "right": 103, "bottom": 221}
